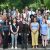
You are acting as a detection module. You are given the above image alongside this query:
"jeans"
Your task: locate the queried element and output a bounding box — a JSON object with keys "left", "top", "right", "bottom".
{"left": 11, "top": 33, "right": 18, "bottom": 47}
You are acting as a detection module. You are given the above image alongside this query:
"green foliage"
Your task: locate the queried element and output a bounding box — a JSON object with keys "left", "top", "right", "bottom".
{"left": 44, "top": 0, "right": 50, "bottom": 9}
{"left": 0, "top": 0, "right": 50, "bottom": 10}
{"left": 0, "top": 0, "right": 6, "bottom": 4}
{"left": 0, "top": 0, "right": 34, "bottom": 9}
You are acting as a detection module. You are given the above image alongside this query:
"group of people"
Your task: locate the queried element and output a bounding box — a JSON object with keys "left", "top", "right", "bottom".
{"left": 0, "top": 6, "right": 50, "bottom": 49}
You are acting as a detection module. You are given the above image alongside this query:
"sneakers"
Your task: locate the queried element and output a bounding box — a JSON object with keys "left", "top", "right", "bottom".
{"left": 11, "top": 46, "right": 14, "bottom": 49}
{"left": 15, "top": 47, "right": 17, "bottom": 49}
{"left": 36, "top": 45, "right": 38, "bottom": 48}
{"left": 11, "top": 46, "right": 17, "bottom": 49}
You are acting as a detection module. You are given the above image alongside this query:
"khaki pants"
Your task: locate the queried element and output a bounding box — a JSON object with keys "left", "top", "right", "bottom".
{"left": 31, "top": 30, "right": 39, "bottom": 47}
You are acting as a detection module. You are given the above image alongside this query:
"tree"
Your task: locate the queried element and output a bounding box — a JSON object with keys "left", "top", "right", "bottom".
{"left": 0, "top": 0, "right": 5, "bottom": 3}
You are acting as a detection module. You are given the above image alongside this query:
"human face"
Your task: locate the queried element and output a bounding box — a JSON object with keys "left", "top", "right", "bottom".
{"left": 22, "top": 9, "right": 25, "bottom": 13}
{"left": 13, "top": 7, "right": 15, "bottom": 10}
{"left": 25, "top": 6, "right": 28, "bottom": 10}
{"left": 39, "top": 11, "right": 41, "bottom": 15}
{"left": 42, "top": 18, "right": 46, "bottom": 23}
{"left": 34, "top": 18, "right": 37, "bottom": 22}
{"left": 16, "top": 9, "right": 18, "bottom": 12}
{"left": 13, "top": 19, "right": 16, "bottom": 23}
{"left": 3, "top": 9, "right": 6, "bottom": 13}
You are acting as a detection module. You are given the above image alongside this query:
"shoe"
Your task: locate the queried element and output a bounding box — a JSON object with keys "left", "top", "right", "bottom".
{"left": 45, "top": 46, "right": 46, "bottom": 48}
{"left": 36, "top": 45, "right": 38, "bottom": 48}
{"left": 11, "top": 46, "right": 14, "bottom": 49}
{"left": 15, "top": 47, "right": 17, "bottom": 49}
{"left": 33, "top": 47, "right": 34, "bottom": 49}
{"left": 36, "top": 46, "right": 38, "bottom": 48}
{"left": 43, "top": 46, "right": 45, "bottom": 48}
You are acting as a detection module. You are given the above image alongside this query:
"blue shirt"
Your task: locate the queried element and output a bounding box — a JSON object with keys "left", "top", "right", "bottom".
{"left": 41, "top": 23, "right": 48, "bottom": 35}
{"left": 37, "top": 16, "right": 42, "bottom": 24}
{"left": 31, "top": 22, "right": 39, "bottom": 30}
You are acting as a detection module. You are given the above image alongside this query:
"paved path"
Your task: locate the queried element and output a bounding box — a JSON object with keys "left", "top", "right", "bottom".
{"left": 1, "top": 48, "right": 50, "bottom": 50}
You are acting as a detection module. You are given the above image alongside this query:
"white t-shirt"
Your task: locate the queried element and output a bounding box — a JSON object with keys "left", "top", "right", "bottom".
{"left": 28, "top": 11, "right": 35, "bottom": 16}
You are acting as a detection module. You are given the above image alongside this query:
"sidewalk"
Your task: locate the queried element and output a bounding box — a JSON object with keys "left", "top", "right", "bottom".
{"left": 0, "top": 44, "right": 50, "bottom": 50}
{"left": 0, "top": 48, "right": 50, "bottom": 50}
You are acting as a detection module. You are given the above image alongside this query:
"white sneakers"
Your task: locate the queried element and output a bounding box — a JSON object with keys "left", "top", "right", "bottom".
{"left": 11, "top": 46, "right": 17, "bottom": 49}
{"left": 15, "top": 47, "right": 17, "bottom": 49}
{"left": 11, "top": 46, "right": 14, "bottom": 49}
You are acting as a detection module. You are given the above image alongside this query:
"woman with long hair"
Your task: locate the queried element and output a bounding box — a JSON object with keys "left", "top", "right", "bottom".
{"left": 30, "top": 16, "right": 39, "bottom": 48}
{"left": 10, "top": 18, "right": 19, "bottom": 49}
{"left": 40, "top": 17, "right": 48, "bottom": 48}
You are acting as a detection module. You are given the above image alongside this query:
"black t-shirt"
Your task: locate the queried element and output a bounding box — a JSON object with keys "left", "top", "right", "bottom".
{"left": 3, "top": 25, "right": 9, "bottom": 32}
{"left": 23, "top": 23, "right": 29, "bottom": 33}
{"left": 18, "top": 21, "right": 23, "bottom": 33}
{"left": 12, "top": 23, "right": 18, "bottom": 32}
{"left": 2, "top": 21, "right": 10, "bottom": 33}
